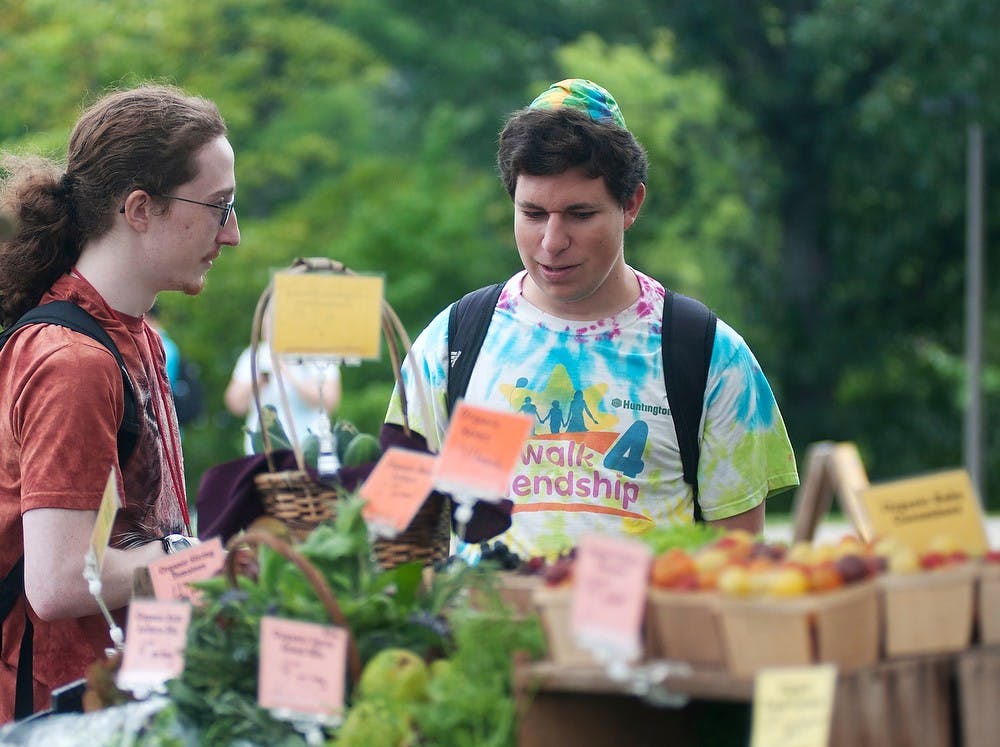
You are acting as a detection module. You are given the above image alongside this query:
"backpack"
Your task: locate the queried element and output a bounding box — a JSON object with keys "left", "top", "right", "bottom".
{"left": 171, "top": 356, "right": 204, "bottom": 425}
{"left": 0, "top": 301, "right": 139, "bottom": 721}
{"left": 446, "top": 282, "right": 717, "bottom": 521}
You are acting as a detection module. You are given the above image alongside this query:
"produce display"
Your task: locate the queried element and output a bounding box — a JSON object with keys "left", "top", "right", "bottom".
{"left": 3, "top": 487, "right": 997, "bottom": 745}
{"left": 248, "top": 414, "right": 381, "bottom": 471}
{"left": 25, "top": 497, "right": 545, "bottom": 746}
{"left": 485, "top": 525, "right": 1000, "bottom": 676}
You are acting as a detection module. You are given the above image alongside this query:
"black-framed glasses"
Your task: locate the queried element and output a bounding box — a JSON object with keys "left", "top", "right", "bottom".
{"left": 156, "top": 194, "right": 235, "bottom": 227}
{"left": 119, "top": 194, "right": 235, "bottom": 226}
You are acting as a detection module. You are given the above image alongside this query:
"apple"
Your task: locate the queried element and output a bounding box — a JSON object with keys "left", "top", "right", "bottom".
{"left": 919, "top": 551, "right": 947, "bottom": 571}
{"left": 717, "top": 565, "right": 752, "bottom": 597}
{"left": 834, "top": 554, "right": 870, "bottom": 584}
{"left": 887, "top": 546, "right": 920, "bottom": 574}
{"left": 807, "top": 561, "right": 844, "bottom": 592}
{"left": 767, "top": 566, "right": 810, "bottom": 597}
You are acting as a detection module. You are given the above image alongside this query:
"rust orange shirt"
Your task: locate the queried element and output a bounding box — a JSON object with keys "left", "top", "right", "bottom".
{"left": 0, "top": 274, "right": 186, "bottom": 721}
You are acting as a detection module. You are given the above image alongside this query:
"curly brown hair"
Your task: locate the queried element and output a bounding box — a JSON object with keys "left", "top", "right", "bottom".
{"left": 496, "top": 107, "right": 648, "bottom": 207}
{"left": 0, "top": 84, "right": 227, "bottom": 326}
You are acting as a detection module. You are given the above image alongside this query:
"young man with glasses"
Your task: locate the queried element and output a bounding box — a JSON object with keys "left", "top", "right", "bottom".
{"left": 0, "top": 84, "right": 239, "bottom": 721}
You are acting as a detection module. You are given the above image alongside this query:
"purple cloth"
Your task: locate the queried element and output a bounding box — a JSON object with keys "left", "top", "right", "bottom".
{"left": 375, "top": 424, "right": 513, "bottom": 543}
{"left": 196, "top": 425, "right": 512, "bottom": 545}
{"left": 195, "top": 450, "right": 300, "bottom": 543}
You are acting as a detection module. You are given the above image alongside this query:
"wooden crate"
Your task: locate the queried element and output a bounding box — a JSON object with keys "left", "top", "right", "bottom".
{"left": 645, "top": 589, "right": 727, "bottom": 668}
{"left": 830, "top": 654, "right": 956, "bottom": 747}
{"left": 976, "top": 563, "right": 1000, "bottom": 645}
{"left": 956, "top": 645, "right": 1000, "bottom": 747}
{"left": 879, "top": 565, "right": 977, "bottom": 658}
{"left": 717, "top": 581, "right": 879, "bottom": 677}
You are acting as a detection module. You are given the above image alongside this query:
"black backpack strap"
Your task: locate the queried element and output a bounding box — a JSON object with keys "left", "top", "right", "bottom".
{"left": 0, "top": 303, "right": 141, "bottom": 720}
{"left": 446, "top": 282, "right": 505, "bottom": 415}
{"left": 0, "top": 557, "right": 33, "bottom": 720}
{"left": 0, "top": 301, "right": 140, "bottom": 466}
{"left": 15, "top": 611, "right": 33, "bottom": 720}
{"left": 662, "top": 290, "right": 717, "bottom": 521}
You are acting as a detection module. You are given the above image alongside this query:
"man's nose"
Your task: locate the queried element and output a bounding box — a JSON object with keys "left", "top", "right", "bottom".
{"left": 220, "top": 210, "right": 240, "bottom": 246}
{"left": 540, "top": 215, "right": 569, "bottom": 253}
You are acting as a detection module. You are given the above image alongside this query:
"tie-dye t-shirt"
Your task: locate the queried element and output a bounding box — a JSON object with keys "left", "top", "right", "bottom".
{"left": 385, "top": 269, "right": 798, "bottom": 560}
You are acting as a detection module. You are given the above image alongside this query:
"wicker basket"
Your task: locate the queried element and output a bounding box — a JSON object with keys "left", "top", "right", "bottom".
{"left": 249, "top": 257, "right": 450, "bottom": 567}
{"left": 372, "top": 491, "right": 452, "bottom": 570}
{"left": 224, "top": 529, "right": 362, "bottom": 684}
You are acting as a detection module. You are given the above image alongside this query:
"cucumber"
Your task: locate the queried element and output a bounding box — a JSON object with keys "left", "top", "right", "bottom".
{"left": 342, "top": 432, "right": 381, "bottom": 467}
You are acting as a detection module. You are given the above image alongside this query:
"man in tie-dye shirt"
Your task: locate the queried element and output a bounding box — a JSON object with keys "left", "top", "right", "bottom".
{"left": 384, "top": 79, "right": 798, "bottom": 560}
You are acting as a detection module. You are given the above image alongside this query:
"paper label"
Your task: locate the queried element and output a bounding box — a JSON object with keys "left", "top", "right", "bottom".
{"left": 433, "top": 402, "right": 534, "bottom": 500}
{"left": 88, "top": 467, "right": 122, "bottom": 572}
{"left": 750, "top": 665, "right": 837, "bottom": 747}
{"left": 861, "top": 468, "right": 988, "bottom": 554}
{"left": 360, "top": 447, "right": 436, "bottom": 537}
{"left": 148, "top": 537, "right": 226, "bottom": 602}
{"left": 117, "top": 600, "right": 191, "bottom": 693}
{"left": 271, "top": 272, "right": 383, "bottom": 359}
{"left": 570, "top": 533, "right": 652, "bottom": 662}
{"left": 258, "top": 617, "right": 348, "bottom": 718}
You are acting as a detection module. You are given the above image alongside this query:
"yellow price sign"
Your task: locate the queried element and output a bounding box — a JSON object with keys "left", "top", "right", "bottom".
{"left": 270, "top": 272, "right": 384, "bottom": 359}
{"left": 860, "top": 468, "right": 988, "bottom": 554}
{"left": 88, "top": 467, "right": 122, "bottom": 572}
{"left": 750, "top": 665, "right": 837, "bottom": 747}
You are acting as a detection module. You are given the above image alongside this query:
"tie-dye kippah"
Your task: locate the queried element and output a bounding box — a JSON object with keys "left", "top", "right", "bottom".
{"left": 528, "top": 78, "right": 627, "bottom": 129}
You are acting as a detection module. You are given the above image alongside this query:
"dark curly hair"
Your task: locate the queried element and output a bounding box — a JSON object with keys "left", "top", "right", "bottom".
{"left": 496, "top": 107, "right": 648, "bottom": 207}
{"left": 0, "top": 84, "right": 227, "bottom": 326}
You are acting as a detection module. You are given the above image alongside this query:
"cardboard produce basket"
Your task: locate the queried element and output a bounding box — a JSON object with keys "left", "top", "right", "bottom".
{"left": 977, "top": 562, "right": 1000, "bottom": 645}
{"left": 498, "top": 573, "right": 543, "bottom": 617}
{"left": 645, "top": 589, "right": 728, "bottom": 669}
{"left": 533, "top": 586, "right": 598, "bottom": 666}
{"left": 879, "top": 564, "right": 977, "bottom": 658}
{"left": 717, "top": 581, "right": 879, "bottom": 677}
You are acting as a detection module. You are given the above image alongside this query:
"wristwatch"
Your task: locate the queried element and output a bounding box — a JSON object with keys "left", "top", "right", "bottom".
{"left": 161, "top": 534, "right": 194, "bottom": 555}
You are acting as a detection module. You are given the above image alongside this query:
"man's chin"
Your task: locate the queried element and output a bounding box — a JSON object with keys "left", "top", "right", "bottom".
{"left": 179, "top": 277, "right": 206, "bottom": 296}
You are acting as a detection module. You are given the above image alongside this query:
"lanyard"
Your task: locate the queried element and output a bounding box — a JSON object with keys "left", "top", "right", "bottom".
{"left": 69, "top": 269, "right": 192, "bottom": 533}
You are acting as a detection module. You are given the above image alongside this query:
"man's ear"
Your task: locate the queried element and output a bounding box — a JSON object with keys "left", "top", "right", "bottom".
{"left": 623, "top": 182, "right": 646, "bottom": 230}
{"left": 119, "top": 190, "right": 154, "bottom": 231}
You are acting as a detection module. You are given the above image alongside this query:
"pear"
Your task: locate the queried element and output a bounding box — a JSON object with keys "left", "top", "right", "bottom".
{"left": 356, "top": 648, "right": 429, "bottom": 705}
{"left": 335, "top": 699, "right": 415, "bottom": 747}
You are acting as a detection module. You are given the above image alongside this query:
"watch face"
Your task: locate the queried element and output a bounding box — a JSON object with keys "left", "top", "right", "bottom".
{"left": 164, "top": 534, "right": 193, "bottom": 554}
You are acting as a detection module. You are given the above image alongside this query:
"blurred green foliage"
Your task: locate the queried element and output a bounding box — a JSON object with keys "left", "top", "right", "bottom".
{"left": 2, "top": 0, "right": 999, "bottom": 512}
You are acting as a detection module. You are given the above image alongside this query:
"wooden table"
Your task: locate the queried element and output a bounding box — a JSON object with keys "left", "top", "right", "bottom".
{"left": 515, "top": 646, "right": 1000, "bottom": 747}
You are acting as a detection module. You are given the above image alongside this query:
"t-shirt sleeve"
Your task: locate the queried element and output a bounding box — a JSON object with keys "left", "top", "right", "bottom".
{"left": 12, "top": 328, "right": 125, "bottom": 513}
{"left": 384, "top": 307, "right": 453, "bottom": 453}
{"left": 696, "top": 321, "right": 799, "bottom": 521}
{"left": 231, "top": 346, "right": 254, "bottom": 384}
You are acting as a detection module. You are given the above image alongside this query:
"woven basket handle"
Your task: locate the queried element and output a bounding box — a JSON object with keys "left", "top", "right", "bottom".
{"left": 224, "top": 529, "right": 363, "bottom": 684}
{"left": 249, "top": 257, "right": 412, "bottom": 473}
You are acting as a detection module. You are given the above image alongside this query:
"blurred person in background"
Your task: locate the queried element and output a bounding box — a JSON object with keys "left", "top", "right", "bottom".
{"left": 223, "top": 308, "right": 341, "bottom": 455}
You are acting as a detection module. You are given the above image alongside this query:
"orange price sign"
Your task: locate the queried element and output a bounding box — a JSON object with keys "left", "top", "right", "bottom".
{"left": 360, "top": 448, "right": 437, "bottom": 537}
{"left": 433, "top": 401, "right": 534, "bottom": 500}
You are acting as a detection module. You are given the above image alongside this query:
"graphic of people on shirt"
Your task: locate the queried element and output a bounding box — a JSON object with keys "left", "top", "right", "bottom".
{"left": 520, "top": 395, "right": 543, "bottom": 434}
{"left": 565, "top": 389, "right": 599, "bottom": 432}
{"left": 541, "top": 400, "right": 565, "bottom": 434}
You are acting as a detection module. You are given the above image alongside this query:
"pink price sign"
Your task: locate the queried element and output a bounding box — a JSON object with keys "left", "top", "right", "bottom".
{"left": 570, "top": 533, "right": 652, "bottom": 661}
